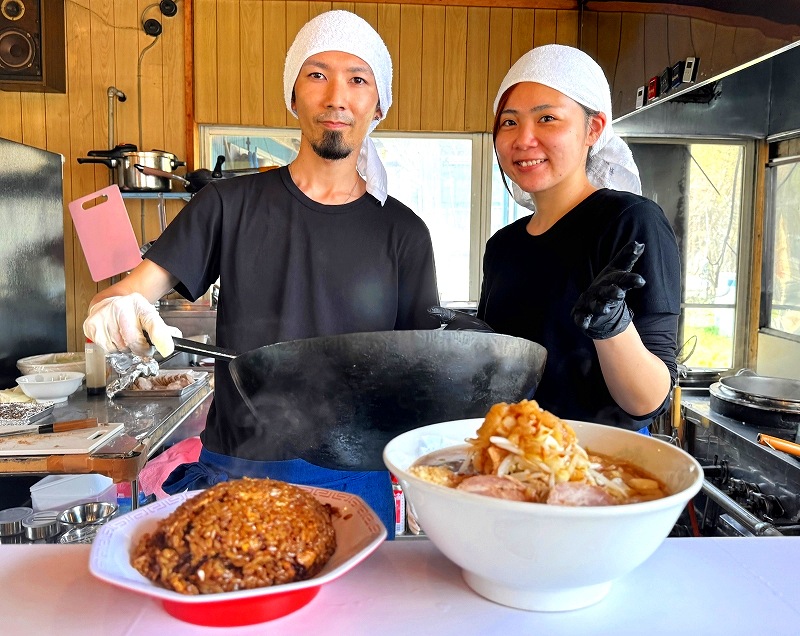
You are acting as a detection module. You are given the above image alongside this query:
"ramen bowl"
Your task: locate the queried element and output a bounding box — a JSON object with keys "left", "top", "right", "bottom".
{"left": 383, "top": 418, "right": 703, "bottom": 612}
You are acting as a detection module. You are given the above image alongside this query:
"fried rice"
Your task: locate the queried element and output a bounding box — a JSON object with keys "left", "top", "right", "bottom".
{"left": 131, "top": 478, "right": 337, "bottom": 594}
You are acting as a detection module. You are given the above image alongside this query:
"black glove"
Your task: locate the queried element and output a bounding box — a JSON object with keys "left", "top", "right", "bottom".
{"left": 427, "top": 306, "right": 494, "bottom": 332}
{"left": 571, "top": 241, "right": 646, "bottom": 340}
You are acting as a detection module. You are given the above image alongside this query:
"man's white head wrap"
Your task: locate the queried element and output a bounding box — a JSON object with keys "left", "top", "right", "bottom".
{"left": 493, "top": 44, "right": 641, "bottom": 212}
{"left": 284, "top": 10, "right": 392, "bottom": 205}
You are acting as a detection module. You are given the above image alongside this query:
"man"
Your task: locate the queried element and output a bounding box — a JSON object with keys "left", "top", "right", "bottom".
{"left": 84, "top": 11, "right": 440, "bottom": 537}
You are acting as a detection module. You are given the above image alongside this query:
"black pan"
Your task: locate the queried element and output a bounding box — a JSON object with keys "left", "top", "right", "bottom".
{"left": 168, "top": 330, "right": 547, "bottom": 471}
{"left": 719, "top": 372, "right": 800, "bottom": 407}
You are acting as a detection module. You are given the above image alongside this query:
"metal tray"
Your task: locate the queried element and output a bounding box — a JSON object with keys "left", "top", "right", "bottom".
{"left": 0, "top": 403, "right": 54, "bottom": 426}
{"left": 116, "top": 371, "right": 209, "bottom": 398}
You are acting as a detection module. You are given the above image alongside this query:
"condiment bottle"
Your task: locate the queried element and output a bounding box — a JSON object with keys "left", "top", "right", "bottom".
{"left": 391, "top": 474, "right": 406, "bottom": 536}
{"left": 85, "top": 338, "right": 107, "bottom": 396}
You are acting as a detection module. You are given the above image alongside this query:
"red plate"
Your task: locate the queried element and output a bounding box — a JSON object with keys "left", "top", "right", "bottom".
{"left": 89, "top": 488, "right": 386, "bottom": 626}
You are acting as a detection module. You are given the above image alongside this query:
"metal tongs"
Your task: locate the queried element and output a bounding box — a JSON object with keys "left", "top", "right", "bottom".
{"left": 105, "top": 353, "right": 159, "bottom": 398}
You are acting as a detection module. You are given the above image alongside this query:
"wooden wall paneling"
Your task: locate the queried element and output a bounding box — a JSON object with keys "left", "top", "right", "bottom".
{"left": 89, "top": 0, "right": 114, "bottom": 173}
{"left": 612, "top": 13, "right": 645, "bottom": 115}
{"left": 510, "top": 8, "right": 534, "bottom": 65}
{"left": 666, "top": 15, "right": 693, "bottom": 62}
{"left": 464, "top": 7, "right": 489, "bottom": 132}
{"left": 0, "top": 92, "right": 22, "bottom": 142}
{"left": 688, "top": 19, "right": 717, "bottom": 83}
{"left": 20, "top": 94, "right": 46, "bottom": 149}
{"left": 377, "top": 4, "right": 400, "bottom": 130}
{"left": 160, "top": 1, "right": 186, "bottom": 155}
{"left": 595, "top": 11, "right": 622, "bottom": 90}
{"left": 442, "top": 6, "right": 467, "bottom": 132}
{"left": 160, "top": 5, "right": 186, "bottom": 227}
{"left": 67, "top": 0, "right": 101, "bottom": 347}
{"left": 353, "top": 2, "right": 377, "bottom": 28}
{"left": 708, "top": 24, "right": 736, "bottom": 78}
{"left": 286, "top": 2, "right": 311, "bottom": 43}
{"left": 193, "top": 0, "right": 218, "bottom": 123}
{"left": 533, "top": 8, "right": 556, "bottom": 47}
{"left": 113, "top": 2, "right": 139, "bottom": 149}
{"left": 240, "top": 0, "right": 265, "bottom": 126}
{"left": 581, "top": 9, "right": 599, "bottom": 60}
{"left": 420, "top": 6, "right": 445, "bottom": 130}
{"left": 643, "top": 13, "right": 670, "bottom": 81}
{"left": 486, "top": 8, "right": 512, "bottom": 130}
{"left": 332, "top": 2, "right": 355, "bottom": 12}
{"left": 309, "top": 2, "right": 333, "bottom": 18}
{"left": 555, "top": 9, "right": 578, "bottom": 47}
{"left": 398, "top": 5, "right": 423, "bottom": 130}
{"left": 215, "top": 1, "right": 242, "bottom": 125}
{"left": 263, "top": 2, "right": 288, "bottom": 128}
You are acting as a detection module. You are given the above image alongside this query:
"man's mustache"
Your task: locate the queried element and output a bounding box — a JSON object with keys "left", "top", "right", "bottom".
{"left": 315, "top": 113, "right": 354, "bottom": 125}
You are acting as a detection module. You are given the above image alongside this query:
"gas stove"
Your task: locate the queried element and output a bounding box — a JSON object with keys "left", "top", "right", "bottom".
{"left": 680, "top": 390, "right": 800, "bottom": 536}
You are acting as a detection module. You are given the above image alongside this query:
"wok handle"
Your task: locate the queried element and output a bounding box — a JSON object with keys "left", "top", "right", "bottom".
{"left": 134, "top": 164, "right": 189, "bottom": 184}
{"left": 170, "top": 336, "right": 238, "bottom": 361}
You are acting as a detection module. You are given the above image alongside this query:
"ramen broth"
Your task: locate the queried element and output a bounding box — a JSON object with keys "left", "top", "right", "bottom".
{"left": 410, "top": 445, "right": 669, "bottom": 505}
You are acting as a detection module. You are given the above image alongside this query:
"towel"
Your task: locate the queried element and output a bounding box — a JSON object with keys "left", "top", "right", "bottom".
{"left": 284, "top": 10, "right": 392, "bottom": 205}
{"left": 138, "top": 436, "right": 202, "bottom": 499}
{"left": 494, "top": 44, "right": 641, "bottom": 211}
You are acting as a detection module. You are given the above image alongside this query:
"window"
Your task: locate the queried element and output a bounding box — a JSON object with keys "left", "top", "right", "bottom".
{"left": 764, "top": 146, "right": 800, "bottom": 338}
{"left": 628, "top": 140, "right": 751, "bottom": 369}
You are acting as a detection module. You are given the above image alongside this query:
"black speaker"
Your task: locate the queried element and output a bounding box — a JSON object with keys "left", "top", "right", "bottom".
{"left": 0, "top": 0, "right": 65, "bottom": 93}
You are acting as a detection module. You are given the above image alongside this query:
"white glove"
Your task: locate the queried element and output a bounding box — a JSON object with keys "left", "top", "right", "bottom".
{"left": 83, "top": 293, "right": 182, "bottom": 357}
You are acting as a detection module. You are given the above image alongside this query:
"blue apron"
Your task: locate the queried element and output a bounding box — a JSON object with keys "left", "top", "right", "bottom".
{"left": 163, "top": 448, "right": 396, "bottom": 539}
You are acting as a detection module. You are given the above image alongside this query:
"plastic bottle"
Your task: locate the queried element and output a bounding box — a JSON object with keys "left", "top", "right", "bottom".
{"left": 85, "top": 338, "right": 107, "bottom": 396}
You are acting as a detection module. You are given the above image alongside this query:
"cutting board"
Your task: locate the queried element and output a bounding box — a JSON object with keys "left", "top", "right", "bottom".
{"left": 0, "top": 423, "right": 124, "bottom": 456}
{"left": 68, "top": 185, "right": 142, "bottom": 281}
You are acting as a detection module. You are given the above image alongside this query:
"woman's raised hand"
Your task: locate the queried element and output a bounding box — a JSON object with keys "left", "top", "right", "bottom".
{"left": 571, "top": 241, "right": 645, "bottom": 340}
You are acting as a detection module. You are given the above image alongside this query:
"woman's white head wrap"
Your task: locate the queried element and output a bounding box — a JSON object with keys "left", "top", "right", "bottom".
{"left": 284, "top": 10, "right": 392, "bottom": 205}
{"left": 493, "top": 44, "right": 641, "bottom": 212}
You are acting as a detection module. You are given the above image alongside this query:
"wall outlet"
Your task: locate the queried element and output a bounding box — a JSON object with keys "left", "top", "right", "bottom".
{"left": 635, "top": 85, "right": 646, "bottom": 109}
{"left": 683, "top": 57, "right": 699, "bottom": 83}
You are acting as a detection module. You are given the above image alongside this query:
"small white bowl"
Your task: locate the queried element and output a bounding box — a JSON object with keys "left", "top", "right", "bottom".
{"left": 16, "top": 371, "right": 85, "bottom": 403}
{"left": 384, "top": 418, "right": 703, "bottom": 612}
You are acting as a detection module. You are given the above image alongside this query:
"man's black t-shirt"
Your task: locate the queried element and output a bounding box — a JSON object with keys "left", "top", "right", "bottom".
{"left": 477, "top": 188, "right": 681, "bottom": 431}
{"left": 147, "top": 166, "right": 440, "bottom": 458}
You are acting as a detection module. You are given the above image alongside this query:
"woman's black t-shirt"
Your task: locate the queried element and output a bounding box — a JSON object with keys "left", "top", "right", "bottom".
{"left": 477, "top": 188, "right": 681, "bottom": 431}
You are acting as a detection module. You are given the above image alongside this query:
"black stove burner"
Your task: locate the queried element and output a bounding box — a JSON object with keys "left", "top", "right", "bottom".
{"left": 709, "top": 383, "right": 800, "bottom": 440}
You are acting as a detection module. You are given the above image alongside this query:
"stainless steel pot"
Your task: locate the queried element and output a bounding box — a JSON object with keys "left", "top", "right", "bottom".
{"left": 77, "top": 144, "right": 185, "bottom": 192}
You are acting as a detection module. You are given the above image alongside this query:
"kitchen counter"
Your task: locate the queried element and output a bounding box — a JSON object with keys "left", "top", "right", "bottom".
{"left": 0, "top": 537, "right": 797, "bottom": 635}
{"left": 0, "top": 376, "right": 212, "bottom": 490}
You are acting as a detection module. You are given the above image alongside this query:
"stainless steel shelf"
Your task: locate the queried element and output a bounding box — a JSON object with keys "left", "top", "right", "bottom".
{"left": 120, "top": 192, "right": 191, "bottom": 200}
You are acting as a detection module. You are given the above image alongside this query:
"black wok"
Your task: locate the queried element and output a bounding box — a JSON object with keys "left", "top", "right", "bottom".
{"left": 168, "top": 330, "right": 547, "bottom": 471}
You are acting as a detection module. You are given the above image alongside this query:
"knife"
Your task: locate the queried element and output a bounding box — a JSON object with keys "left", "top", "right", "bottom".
{"left": 0, "top": 417, "right": 99, "bottom": 438}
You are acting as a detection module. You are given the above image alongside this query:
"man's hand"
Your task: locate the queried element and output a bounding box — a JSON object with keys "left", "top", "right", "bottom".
{"left": 83, "top": 292, "right": 182, "bottom": 357}
{"left": 571, "top": 241, "right": 646, "bottom": 340}
{"left": 427, "top": 306, "right": 494, "bottom": 332}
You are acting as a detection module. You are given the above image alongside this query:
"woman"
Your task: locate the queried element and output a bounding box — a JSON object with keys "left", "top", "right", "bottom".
{"left": 478, "top": 45, "right": 681, "bottom": 432}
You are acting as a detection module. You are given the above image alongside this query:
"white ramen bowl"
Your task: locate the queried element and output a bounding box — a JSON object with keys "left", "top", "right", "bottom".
{"left": 383, "top": 418, "right": 703, "bottom": 612}
{"left": 16, "top": 371, "right": 85, "bottom": 403}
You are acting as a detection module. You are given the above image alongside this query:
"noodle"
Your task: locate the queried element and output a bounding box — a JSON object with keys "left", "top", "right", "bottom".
{"left": 409, "top": 400, "right": 667, "bottom": 506}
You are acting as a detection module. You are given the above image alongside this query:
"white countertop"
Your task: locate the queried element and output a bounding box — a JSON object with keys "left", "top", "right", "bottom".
{"left": 1, "top": 537, "right": 798, "bottom": 635}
